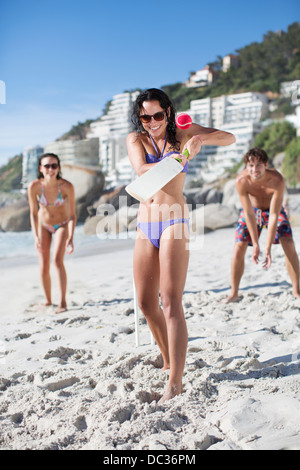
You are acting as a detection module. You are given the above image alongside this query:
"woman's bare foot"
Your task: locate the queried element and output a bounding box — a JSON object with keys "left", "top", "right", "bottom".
{"left": 222, "top": 294, "right": 242, "bottom": 304}
{"left": 158, "top": 384, "right": 183, "bottom": 405}
{"left": 54, "top": 304, "right": 67, "bottom": 314}
{"left": 33, "top": 302, "right": 52, "bottom": 311}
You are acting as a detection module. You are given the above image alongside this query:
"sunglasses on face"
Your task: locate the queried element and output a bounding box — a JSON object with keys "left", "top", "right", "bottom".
{"left": 139, "top": 111, "right": 165, "bottom": 123}
{"left": 42, "top": 163, "right": 59, "bottom": 170}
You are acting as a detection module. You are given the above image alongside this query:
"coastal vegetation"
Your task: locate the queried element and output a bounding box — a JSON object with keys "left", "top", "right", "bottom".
{"left": 253, "top": 121, "right": 299, "bottom": 187}
{"left": 0, "top": 154, "right": 22, "bottom": 192}
{"left": 254, "top": 121, "right": 296, "bottom": 159}
{"left": 57, "top": 119, "right": 96, "bottom": 141}
{"left": 162, "top": 22, "right": 300, "bottom": 110}
{"left": 282, "top": 137, "right": 300, "bottom": 187}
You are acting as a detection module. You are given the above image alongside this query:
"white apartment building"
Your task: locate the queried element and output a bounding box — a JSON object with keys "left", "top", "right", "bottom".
{"left": 185, "top": 66, "right": 216, "bottom": 88}
{"left": 105, "top": 156, "right": 136, "bottom": 187}
{"left": 22, "top": 145, "right": 44, "bottom": 189}
{"left": 44, "top": 138, "right": 99, "bottom": 167}
{"left": 222, "top": 54, "right": 240, "bottom": 73}
{"left": 280, "top": 80, "right": 300, "bottom": 98}
{"left": 190, "top": 92, "right": 268, "bottom": 128}
{"left": 44, "top": 140, "right": 77, "bottom": 165}
{"left": 87, "top": 91, "right": 139, "bottom": 177}
{"left": 187, "top": 91, "right": 269, "bottom": 182}
{"left": 281, "top": 80, "right": 300, "bottom": 137}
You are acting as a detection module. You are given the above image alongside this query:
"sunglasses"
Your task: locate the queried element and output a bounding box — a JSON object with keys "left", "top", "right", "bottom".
{"left": 139, "top": 112, "right": 165, "bottom": 123}
{"left": 42, "top": 163, "right": 59, "bottom": 170}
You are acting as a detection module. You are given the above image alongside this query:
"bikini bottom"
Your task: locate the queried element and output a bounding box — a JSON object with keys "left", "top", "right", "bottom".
{"left": 137, "top": 218, "right": 189, "bottom": 249}
{"left": 42, "top": 217, "right": 70, "bottom": 234}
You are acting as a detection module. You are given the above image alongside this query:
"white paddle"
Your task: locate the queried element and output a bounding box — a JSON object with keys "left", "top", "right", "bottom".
{"left": 125, "top": 149, "right": 189, "bottom": 202}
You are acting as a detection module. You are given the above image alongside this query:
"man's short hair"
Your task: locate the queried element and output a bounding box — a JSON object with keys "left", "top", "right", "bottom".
{"left": 244, "top": 147, "right": 269, "bottom": 165}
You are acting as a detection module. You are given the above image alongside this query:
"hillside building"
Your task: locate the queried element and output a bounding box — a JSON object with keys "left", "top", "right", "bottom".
{"left": 186, "top": 91, "right": 269, "bottom": 182}
{"left": 87, "top": 91, "right": 139, "bottom": 177}
{"left": 222, "top": 54, "right": 240, "bottom": 72}
{"left": 185, "top": 66, "right": 217, "bottom": 88}
{"left": 44, "top": 138, "right": 99, "bottom": 167}
{"left": 22, "top": 145, "right": 44, "bottom": 189}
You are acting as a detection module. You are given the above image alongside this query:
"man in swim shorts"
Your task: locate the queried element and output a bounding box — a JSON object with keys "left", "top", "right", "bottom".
{"left": 225, "top": 147, "right": 300, "bottom": 303}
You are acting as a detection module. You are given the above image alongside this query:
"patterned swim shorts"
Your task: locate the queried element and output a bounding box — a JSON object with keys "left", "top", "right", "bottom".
{"left": 235, "top": 207, "right": 293, "bottom": 246}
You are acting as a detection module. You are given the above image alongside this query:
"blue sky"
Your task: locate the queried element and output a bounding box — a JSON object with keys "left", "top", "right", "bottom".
{"left": 0, "top": 0, "right": 299, "bottom": 166}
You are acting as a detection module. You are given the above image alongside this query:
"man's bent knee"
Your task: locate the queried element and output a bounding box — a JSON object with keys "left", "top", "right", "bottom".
{"left": 234, "top": 242, "right": 248, "bottom": 256}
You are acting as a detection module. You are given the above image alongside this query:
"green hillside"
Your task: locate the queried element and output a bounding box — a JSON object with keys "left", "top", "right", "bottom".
{"left": 163, "top": 22, "right": 300, "bottom": 110}
{"left": 0, "top": 154, "right": 23, "bottom": 192}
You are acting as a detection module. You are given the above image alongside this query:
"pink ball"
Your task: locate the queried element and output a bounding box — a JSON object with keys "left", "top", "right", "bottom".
{"left": 175, "top": 113, "right": 192, "bottom": 130}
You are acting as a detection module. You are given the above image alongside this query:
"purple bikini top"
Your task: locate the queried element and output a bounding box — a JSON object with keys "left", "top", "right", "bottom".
{"left": 145, "top": 133, "right": 188, "bottom": 173}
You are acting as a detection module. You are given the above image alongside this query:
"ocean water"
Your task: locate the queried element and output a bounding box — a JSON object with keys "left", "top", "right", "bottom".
{"left": 0, "top": 226, "right": 94, "bottom": 260}
{"left": 0, "top": 230, "right": 36, "bottom": 259}
{"left": 0, "top": 225, "right": 137, "bottom": 260}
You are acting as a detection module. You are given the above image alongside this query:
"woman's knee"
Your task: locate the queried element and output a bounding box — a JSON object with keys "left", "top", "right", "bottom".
{"left": 40, "top": 264, "right": 50, "bottom": 277}
{"left": 160, "top": 293, "right": 182, "bottom": 320}
{"left": 39, "top": 255, "right": 50, "bottom": 276}
{"left": 137, "top": 294, "right": 159, "bottom": 318}
{"left": 52, "top": 254, "right": 65, "bottom": 269}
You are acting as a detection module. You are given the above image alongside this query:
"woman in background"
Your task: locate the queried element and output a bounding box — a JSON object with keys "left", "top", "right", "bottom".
{"left": 127, "top": 88, "right": 235, "bottom": 403}
{"left": 28, "top": 153, "right": 76, "bottom": 313}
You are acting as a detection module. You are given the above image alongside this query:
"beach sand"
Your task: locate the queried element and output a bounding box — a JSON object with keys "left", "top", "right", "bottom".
{"left": 0, "top": 221, "right": 300, "bottom": 450}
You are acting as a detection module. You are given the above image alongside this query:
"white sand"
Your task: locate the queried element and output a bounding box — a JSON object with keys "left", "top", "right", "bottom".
{"left": 0, "top": 221, "right": 300, "bottom": 450}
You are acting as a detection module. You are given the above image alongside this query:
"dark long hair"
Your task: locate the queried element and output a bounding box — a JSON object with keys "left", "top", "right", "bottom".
{"left": 37, "top": 153, "right": 62, "bottom": 179}
{"left": 131, "top": 88, "right": 180, "bottom": 151}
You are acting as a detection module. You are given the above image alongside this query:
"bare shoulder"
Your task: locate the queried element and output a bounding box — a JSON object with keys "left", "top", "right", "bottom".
{"left": 28, "top": 179, "right": 41, "bottom": 194}
{"left": 59, "top": 178, "right": 74, "bottom": 192}
{"left": 127, "top": 131, "right": 148, "bottom": 154}
{"left": 127, "top": 131, "right": 140, "bottom": 146}
{"left": 235, "top": 170, "right": 249, "bottom": 187}
{"left": 267, "top": 168, "right": 284, "bottom": 185}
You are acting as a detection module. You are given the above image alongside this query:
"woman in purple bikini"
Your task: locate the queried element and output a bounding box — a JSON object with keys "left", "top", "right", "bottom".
{"left": 127, "top": 88, "right": 235, "bottom": 403}
{"left": 28, "top": 153, "right": 76, "bottom": 313}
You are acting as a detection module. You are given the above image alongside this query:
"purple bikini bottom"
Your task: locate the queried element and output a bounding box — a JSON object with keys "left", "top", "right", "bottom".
{"left": 137, "top": 218, "right": 189, "bottom": 249}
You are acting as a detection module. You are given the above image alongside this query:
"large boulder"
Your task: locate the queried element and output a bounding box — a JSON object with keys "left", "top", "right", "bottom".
{"left": 222, "top": 179, "right": 241, "bottom": 210}
{"left": 183, "top": 188, "right": 201, "bottom": 210}
{"left": 92, "top": 185, "right": 137, "bottom": 210}
{"left": 287, "top": 193, "right": 300, "bottom": 227}
{"left": 84, "top": 205, "right": 139, "bottom": 236}
{"left": 61, "top": 164, "right": 105, "bottom": 203}
{"left": 184, "top": 186, "right": 223, "bottom": 209}
{"left": 191, "top": 203, "right": 239, "bottom": 235}
{"left": 61, "top": 164, "right": 105, "bottom": 222}
{"left": 0, "top": 198, "right": 30, "bottom": 232}
{"left": 206, "top": 187, "right": 223, "bottom": 205}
